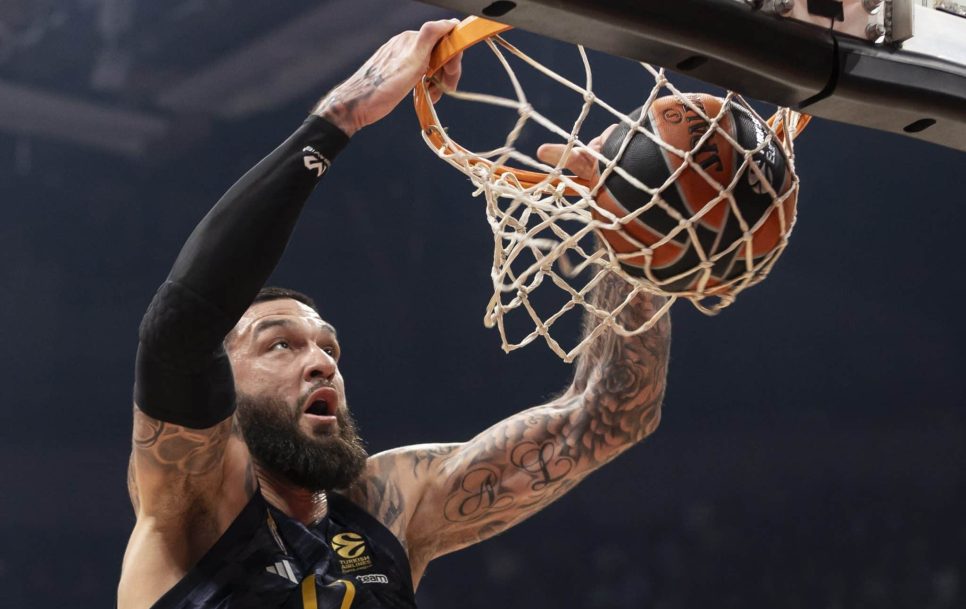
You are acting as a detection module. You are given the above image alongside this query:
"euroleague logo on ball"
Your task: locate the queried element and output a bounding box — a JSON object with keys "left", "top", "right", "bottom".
{"left": 662, "top": 108, "right": 683, "bottom": 124}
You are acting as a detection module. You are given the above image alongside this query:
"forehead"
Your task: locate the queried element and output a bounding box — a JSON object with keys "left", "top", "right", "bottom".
{"left": 233, "top": 299, "right": 335, "bottom": 339}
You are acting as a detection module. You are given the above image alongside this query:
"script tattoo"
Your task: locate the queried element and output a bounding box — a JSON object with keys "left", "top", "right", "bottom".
{"left": 510, "top": 441, "right": 575, "bottom": 492}
{"left": 429, "top": 270, "right": 670, "bottom": 546}
{"left": 442, "top": 466, "right": 515, "bottom": 523}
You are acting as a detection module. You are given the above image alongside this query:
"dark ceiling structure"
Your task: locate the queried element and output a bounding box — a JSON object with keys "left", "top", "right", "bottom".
{"left": 0, "top": 0, "right": 446, "bottom": 156}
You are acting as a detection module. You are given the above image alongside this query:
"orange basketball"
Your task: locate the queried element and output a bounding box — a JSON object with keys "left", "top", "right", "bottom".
{"left": 593, "top": 94, "right": 797, "bottom": 293}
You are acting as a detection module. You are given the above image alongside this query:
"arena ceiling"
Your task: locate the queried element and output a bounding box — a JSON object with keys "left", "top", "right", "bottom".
{"left": 0, "top": 0, "right": 446, "bottom": 158}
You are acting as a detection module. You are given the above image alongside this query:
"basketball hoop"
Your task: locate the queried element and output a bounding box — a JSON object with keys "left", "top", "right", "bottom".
{"left": 415, "top": 16, "right": 811, "bottom": 362}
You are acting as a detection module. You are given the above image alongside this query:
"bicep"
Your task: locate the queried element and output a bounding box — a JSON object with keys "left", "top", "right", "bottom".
{"left": 408, "top": 396, "right": 613, "bottom": 557}
{"left": 129, "top": 406, "right": 232, "bottom": 518}
{"left": 356, "top": 387, "right": 655, "bottom": 563}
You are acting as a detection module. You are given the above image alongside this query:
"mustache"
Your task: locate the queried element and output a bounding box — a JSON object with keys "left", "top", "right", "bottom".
{"left": 298, "top": 380, "right": 338, "bottom": 410}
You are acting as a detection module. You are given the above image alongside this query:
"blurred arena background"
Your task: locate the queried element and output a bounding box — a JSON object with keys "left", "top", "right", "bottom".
{"left": 0, "top": 1, "right": 963, "bottom": 607}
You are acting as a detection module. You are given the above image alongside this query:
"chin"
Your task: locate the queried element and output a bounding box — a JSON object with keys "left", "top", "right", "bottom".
{"left": 300, "top": 418, "right": 339, "bottom": 438}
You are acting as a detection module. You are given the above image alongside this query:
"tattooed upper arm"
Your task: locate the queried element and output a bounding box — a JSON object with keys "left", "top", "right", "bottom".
{"left": 346, "top": 445, "right": 459, "bottom": 537}
{"left": 129, "top": 406, "right": 233, "bottom": 518}
{"left": 397, "top": 273, "right": 670, "bottom": 562}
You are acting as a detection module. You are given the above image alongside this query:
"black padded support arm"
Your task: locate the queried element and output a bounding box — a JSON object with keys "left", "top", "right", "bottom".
{"left": 134, "top": 115, "right": 349, "bottom": 428}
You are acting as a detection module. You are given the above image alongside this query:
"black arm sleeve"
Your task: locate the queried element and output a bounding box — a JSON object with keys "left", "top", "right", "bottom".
{"left": 134, "top": 115, "right": 349, "bottom": 428}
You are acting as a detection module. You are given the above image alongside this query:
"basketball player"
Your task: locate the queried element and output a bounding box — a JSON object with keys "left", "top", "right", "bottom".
{"left": 119, "top": 19, "right": 670, "bottom": 609}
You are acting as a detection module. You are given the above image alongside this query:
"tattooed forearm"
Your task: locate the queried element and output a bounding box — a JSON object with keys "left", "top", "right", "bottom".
{"left": 422, "top": 271, "right": 669, "bottom": 545}
{"left": 371, "top": 274, "right": 669, "bottom": 564}
{"left": 312, "top": 47, "right": 390, "bottom": 136}
{"left": 572, "top": 271, "right": 670, "bottom": 445}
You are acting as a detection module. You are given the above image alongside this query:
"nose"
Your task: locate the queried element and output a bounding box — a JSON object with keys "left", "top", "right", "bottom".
{"left": 303, "top": 345, "right": 337, "bottom": 382}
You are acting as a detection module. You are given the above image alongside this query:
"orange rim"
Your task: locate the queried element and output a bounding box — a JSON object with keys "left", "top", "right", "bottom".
{"left": 769, "top": 112, "right": 812, "bottom": 142}
{"left": 414, "top": 17, "right": 580, "bottom": 192}
{"left": 414, "top": 16, "right": 811, "bottom": 193}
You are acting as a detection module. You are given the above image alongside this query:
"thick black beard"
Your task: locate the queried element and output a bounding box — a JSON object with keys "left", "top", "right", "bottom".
{"left": 235, "top": 392, "right": 368, "bottom": 492}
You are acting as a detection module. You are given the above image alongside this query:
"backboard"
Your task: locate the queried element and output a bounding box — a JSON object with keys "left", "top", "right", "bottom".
{"left": 418, "top": 0, "right": 966, "bottom": 152}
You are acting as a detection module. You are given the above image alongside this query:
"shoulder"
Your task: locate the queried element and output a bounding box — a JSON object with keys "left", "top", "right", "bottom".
{"left": 338, "top": 444, "right": 461, "bottom": 587}
{"left": 341, "top": 444, "right": 461, "bottom": 539}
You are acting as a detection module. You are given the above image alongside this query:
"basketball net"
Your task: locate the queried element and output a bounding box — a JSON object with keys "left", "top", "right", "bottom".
{"left": 414, "top": 17, "right": 810, "bottom": 363}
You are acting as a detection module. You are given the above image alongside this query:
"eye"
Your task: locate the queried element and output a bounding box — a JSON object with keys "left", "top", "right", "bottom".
{"left": 270, "top": 340, "right": 290, "bottom": 351}
{"left": 322, "top": 345, "right": 339, "bottom": 358}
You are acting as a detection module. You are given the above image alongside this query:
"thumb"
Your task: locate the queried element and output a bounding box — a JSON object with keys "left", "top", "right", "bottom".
{"left": 537, "top": 143, "right": 567, "bottom": 166}
{"left": 538, "top": 143, "right": 600, "bottom": 181}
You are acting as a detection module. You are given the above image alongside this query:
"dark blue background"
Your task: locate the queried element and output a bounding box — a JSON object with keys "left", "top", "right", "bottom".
{"left": 0, "top": 3, "right": 963, "bottom": 608}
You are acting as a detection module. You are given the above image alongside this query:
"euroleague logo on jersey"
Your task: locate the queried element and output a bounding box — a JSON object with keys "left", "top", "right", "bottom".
{"left": 330, "top": 532, "right": 374, "bottom": 572}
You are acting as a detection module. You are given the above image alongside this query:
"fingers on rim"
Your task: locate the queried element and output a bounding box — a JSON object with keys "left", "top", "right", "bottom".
{"left": 418, "top": 18, "right": 460, "bottom": 44}
{"left": 441, "top": 71, "right": 460, "bottom": 91}
{"left": 427, "top": 80, "right": 443, "bottom": 103}
{"left": 442, "top": 51, "right": 463, "bottom": 75}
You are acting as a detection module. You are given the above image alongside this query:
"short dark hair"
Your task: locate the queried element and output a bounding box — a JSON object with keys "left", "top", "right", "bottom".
{"left": 251, "top": 286, "right": 319, "bottom": 314}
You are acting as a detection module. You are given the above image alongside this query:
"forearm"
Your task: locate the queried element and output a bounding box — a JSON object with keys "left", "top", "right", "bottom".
{"left": 134, "top": 117, "right": 348, "bottom": 427}
{"left": 166, "top": 116, "right": 347, "bottom": 318}
{"left": 133, "top": 17, "right": 466, "bottom": 424}
{"left": 406, "top": 291, "right": 669, "bottom": 552}
{"left": 571, "top": 271, "right": 671, "bottom": 444}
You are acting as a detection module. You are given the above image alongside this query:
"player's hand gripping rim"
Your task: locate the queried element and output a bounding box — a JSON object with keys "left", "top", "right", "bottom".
{"left": 314, "top": 19, "right": 464, "bottom": 136}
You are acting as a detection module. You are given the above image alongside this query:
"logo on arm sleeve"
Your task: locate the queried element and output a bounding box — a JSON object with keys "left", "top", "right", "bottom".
{"left": 330, "top": 532, "right": 373, "bottom": 573}
{"left": 303, "top": 146, "right": 330, "bottom": 177}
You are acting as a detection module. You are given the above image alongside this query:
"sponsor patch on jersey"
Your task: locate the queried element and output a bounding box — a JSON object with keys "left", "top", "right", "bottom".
{"left": 355, "top": 573, "right": 389, "bottom": 584}
{"left": 330, "top": 532, "right": 373, "bottom": 573}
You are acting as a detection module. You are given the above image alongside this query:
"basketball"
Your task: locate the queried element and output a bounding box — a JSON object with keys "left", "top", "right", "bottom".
{"left": 593, "top": 93, "right": 798, "bottom": 294}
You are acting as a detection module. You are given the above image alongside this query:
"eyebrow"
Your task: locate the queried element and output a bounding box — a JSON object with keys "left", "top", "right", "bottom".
{"left": 251, "top": 318, "right": 338, "bottom": 339}
{"left": 252, "top": 319, "right": 292, "bottom": 338}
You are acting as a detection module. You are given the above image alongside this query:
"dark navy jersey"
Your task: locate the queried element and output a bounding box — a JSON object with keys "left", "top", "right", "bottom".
{"left": 150, "top": 491, "right": 416, "bottom": 609}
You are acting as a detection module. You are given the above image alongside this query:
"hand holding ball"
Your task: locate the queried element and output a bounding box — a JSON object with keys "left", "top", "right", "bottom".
{"left": 539, "top": 94, "right": 798, "bottom": 296}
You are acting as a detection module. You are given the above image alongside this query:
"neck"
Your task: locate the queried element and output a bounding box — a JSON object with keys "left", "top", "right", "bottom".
{"left": 254, "top": 464, "right": 328, "bottom": 526}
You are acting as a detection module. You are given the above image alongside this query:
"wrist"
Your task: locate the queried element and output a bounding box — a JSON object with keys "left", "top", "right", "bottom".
{"left": 312, "top": 96, "right": 360, "bottom": 138}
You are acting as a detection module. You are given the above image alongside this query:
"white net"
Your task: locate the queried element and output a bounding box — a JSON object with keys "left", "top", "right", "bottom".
{"left": 418, "top": 32, "right": 805, "bottom": 363}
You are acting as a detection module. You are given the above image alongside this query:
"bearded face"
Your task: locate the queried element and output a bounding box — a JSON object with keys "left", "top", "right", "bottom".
{"left": 235, "top": 391, "right": 368, "bottom": 491}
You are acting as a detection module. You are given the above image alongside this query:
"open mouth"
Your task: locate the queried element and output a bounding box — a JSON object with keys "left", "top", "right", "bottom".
{"left": 303, "top": 386, "right": 338, "bottom": 418}
{"left": 305, "top": 400, "right": 329, "bottom": 416}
